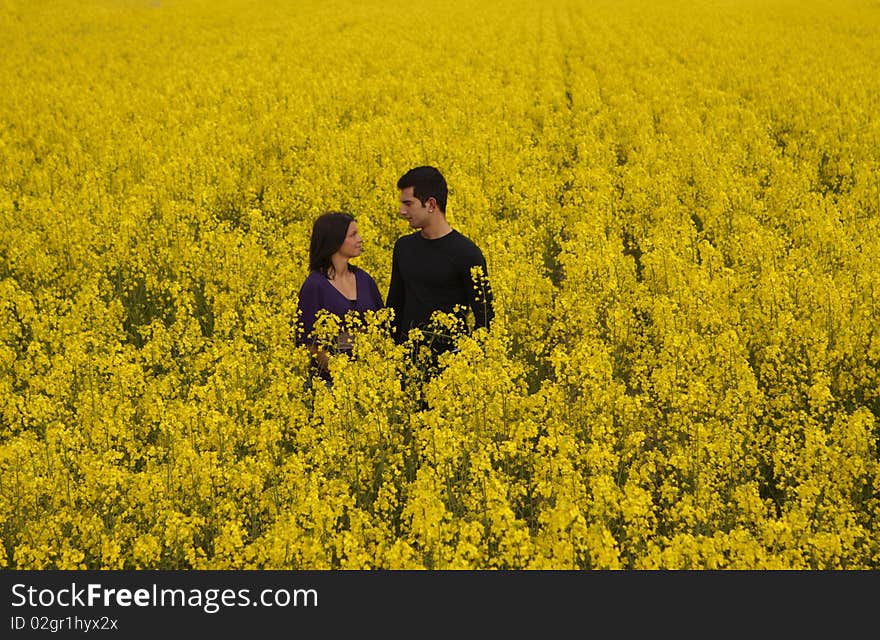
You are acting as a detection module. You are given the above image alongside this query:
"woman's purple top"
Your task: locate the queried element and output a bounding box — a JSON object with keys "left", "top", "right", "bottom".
{"left": 296, "top": 267, "right": 384, "bottom": 347}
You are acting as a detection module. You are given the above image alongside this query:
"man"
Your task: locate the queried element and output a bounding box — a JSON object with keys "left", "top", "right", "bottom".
{"left": 386, "top": 165, "right": 494, "bottom": 357}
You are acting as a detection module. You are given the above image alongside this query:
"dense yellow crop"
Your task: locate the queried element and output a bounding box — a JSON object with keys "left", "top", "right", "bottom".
{"left": 1, "top": 0, "right": 879, "bottom": 569}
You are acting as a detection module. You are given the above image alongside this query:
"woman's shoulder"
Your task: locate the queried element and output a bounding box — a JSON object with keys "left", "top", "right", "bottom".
{"left": 352, "top": 266, "right": 383, "bottom": 307}
{"left": 299, "top": 270, "right": 328, "bottom": 292}
{"left": 352, "top": 265, "right": 378, "bottom": 283}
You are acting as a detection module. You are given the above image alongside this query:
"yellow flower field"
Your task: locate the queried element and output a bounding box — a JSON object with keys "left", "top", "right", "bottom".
{"left": 1, "top": 0, "right": 879, "bottom": 569}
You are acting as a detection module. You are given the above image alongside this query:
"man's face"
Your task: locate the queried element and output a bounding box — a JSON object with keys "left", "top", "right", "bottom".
{"left": 398, "top": 186, "right": 433, "bottom": 229}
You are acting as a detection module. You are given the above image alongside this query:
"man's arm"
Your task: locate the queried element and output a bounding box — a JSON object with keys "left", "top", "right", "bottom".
{"left": 385, "top": 242, "right": 404, "bottom": 341}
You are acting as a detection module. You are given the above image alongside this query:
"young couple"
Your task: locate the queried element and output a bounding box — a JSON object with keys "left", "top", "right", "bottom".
{"left": 296, "top": 165, "right": 495, "bottom": 384}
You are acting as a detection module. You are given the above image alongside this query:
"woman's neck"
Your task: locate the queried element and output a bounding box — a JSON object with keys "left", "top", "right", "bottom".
{"left": 329, "top": 256, "right": 350, "bottom": 279}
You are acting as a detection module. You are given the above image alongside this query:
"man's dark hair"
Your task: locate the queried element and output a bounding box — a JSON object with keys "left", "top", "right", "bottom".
{"left": 397, "top": 165, "right": 448, "bottom": 213}
{"left": 309, "top": 211, "right": 355, "bottom": 277}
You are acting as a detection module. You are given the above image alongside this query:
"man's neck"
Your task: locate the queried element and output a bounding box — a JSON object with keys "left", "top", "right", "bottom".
{"left": 419, "top": 218, "right": 453, "bottom": 240}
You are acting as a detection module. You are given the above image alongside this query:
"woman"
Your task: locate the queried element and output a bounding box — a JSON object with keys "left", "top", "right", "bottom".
{"left": 296, "top": 211, "right": 384, "bottom": 383}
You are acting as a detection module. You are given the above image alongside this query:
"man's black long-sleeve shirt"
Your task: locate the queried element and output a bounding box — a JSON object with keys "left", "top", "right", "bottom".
{"left": 386, "top": 230, "right": 494, "bottom": 345}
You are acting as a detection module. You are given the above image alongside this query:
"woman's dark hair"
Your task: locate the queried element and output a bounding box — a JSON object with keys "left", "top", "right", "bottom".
{"left": 309, "top": 211, "right": 355, "bottom": 277}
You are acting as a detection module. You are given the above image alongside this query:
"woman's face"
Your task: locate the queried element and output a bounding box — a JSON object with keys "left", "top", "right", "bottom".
{"left": 335, "top": 221, "right": 363, "bottom": 259}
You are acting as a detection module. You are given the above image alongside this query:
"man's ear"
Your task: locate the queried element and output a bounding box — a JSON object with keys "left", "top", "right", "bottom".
{"left": 426, "top": 196, "right": 436, "bottom": 212}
